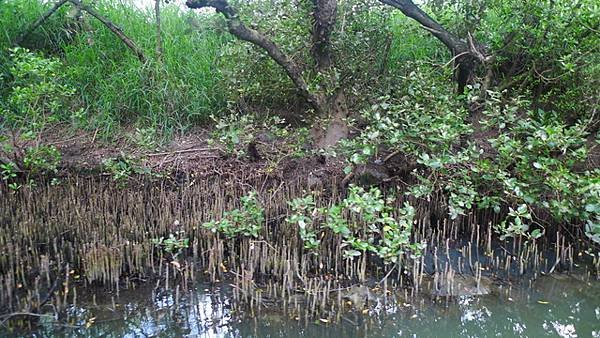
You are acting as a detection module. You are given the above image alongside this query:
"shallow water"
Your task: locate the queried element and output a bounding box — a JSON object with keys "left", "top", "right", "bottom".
{"left": 3, "top": 273, "right": 599, "bottom": 338}
{"left": 1, "top": 177, "right": 598, "bottom": 337}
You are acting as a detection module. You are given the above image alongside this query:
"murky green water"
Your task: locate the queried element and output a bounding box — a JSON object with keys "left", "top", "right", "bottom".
{"left": 3, "top": 273, "right": 599, "bottom": 338}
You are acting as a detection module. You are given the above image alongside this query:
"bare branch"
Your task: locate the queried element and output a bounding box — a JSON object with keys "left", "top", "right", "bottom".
{"left": 14, "top": 0, "right": 69, "bottom": 46}
{"left": 68, "top": 0, "right": 146, "bottom": 63}
{"left": 379, "top": 0, "right": 466, "bottom": 53}
{"left": 379, "top": 0, "right": 492, "bottom": 93}
{"left": 15, "top": 0, "right": 146, "bottom": 63}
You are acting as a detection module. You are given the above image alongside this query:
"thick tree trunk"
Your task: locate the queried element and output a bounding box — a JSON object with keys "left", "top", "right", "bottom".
{"left": 312, "top": 90, "right": 349, "bottom": 148}
{"left": 310, "top": 0, "right": 348, "bottom": 148}
{"left": 311, "top": 0, "right": 337, "bottom": 71}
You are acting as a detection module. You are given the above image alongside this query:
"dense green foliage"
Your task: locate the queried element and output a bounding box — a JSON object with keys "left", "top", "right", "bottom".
{"left": 287, "top": 185, "right": 424, "bottom": 262}
{"left": 344, "top": 69, "right": 599, "bottom": 242}
{"left": 202, "top": 192, "right": 265, "bottom": 238}
{"left": 0, "top": 0, "right": 598, "bottom": 248}
{"left": 0, "top": 48, "right": 64, "bottom": 188}
{"left": 1, "top": 0, "right": 227, "bottom": 136}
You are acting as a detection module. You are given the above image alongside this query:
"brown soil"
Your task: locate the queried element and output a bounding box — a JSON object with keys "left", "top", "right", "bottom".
{"left": 38, "top": 126, "right": 347, "bottom": 184}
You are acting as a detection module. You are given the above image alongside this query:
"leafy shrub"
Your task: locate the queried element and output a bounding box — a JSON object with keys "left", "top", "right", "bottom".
{"left": 287, "top": 185, "right": 424, "bottom": 262}
{"left": 209, "top": 112, "right": 310, "bottom": 159}
{"left": 152, "top": 231, "right": 190, "bottom": 259}
{"left": 430, "top": 0, "right": 599, "bottom": 122}
{"left": 202, "top": 192, "right": 264, "bottom": 238}
{"left": 343, "top": 65, "right": 599, "bottom": 243}
{"left": 130, "top": 126, "right": 160, "bottom": 151}
{"left": 1, "top": 47, "right": 75, "bottom": 133}
{"left": 0, "top": 161, "right": 21, "bottom": 191}
{"left": 23, "top": 144, "right": 61, "bottom": 175}
{"left": 210, "top": 113, "right": 260, "bottom": 157}
{"left": 102, "top": 155, "right": 152, "bottom": 185}
{"left": 0, "top": 48, "right": 67, "bottom": 185}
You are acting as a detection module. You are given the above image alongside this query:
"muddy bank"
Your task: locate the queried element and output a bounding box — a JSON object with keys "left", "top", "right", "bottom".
{"left": 1, "top": 127, "right": 598, "bottom": 330}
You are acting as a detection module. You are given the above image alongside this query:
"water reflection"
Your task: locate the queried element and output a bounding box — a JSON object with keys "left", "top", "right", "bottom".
{"left": 3, "top": 273, "right": 599, "bottom": 337}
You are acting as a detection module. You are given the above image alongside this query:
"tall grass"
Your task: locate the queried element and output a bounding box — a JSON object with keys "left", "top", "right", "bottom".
{"left": 1, "top": 0, "right": 228, "bottom": 138}
{"left": 387, "top": 12, "right": 449, "bottom": 70}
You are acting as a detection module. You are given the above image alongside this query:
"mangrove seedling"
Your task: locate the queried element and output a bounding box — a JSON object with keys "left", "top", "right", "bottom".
{"left": 202, "top": 191, "right": 264, "bottom": 238}
{"left": 152, "top": 232, "right": 190, "bottom": 259}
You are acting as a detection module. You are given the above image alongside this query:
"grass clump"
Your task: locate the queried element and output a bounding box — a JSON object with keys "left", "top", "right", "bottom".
{"left": 1, "top": 0, "right": 228, "bottom": 138}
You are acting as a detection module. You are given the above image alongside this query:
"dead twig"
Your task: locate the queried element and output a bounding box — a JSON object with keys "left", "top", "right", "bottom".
{"left": 145, "top": 147, "right": 219, "bottom": 157}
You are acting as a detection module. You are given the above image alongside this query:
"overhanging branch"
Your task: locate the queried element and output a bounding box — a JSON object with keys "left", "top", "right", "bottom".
{"left": 379, "top": 0, "right": 466, "bottom": 53}
{"left": 186, "top": 0, "right": 324, "bottom": 114}
{"left": 14, "top": 0, "right": 69, "bottom": 46}
{"left": 68, "top": 0, "right": 146, "bottom": 63}
{"left": 379, "top": 0, "right": 492, "bottom": 93}
{"left": 14, "top": 0, "right": 146, "bottom": 63}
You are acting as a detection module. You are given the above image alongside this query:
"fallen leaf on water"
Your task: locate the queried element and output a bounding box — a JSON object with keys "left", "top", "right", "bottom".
{"left": 537, "top": 300, "right": 550, "bottom": 304}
